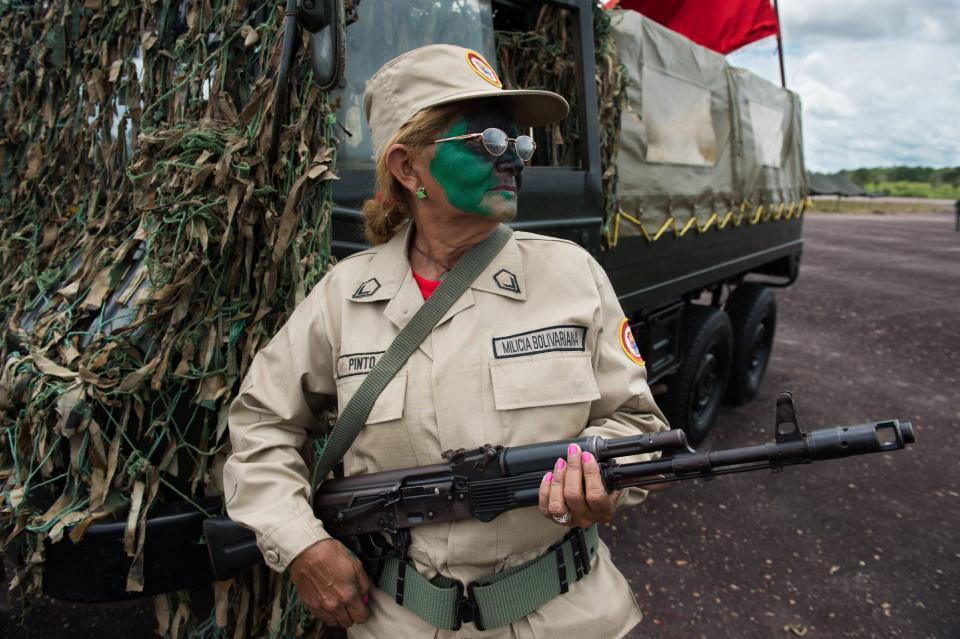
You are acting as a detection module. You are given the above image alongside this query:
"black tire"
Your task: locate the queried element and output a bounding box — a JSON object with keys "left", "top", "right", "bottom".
{"left": 724, "top": 284, "right": 776, "bottom": 406}
{"left": 662, "top": 305, "right": 733, "bottom": 446}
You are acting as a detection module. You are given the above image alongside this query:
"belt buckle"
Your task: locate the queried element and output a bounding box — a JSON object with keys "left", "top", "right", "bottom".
{"left": 571, "top": 526, "right": 591, "bottom": 578}
{"left": 452, "top": 581, "right": 484, "bottom": 631}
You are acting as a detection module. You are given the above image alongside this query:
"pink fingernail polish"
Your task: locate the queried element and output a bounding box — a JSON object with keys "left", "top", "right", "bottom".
{"left": 582, "top": 451, "right": 593, "bottom": 464}
{"left": 362, "top": 595, "right": 369, "bottom": 605}
{"left": 544, "top": 472, "right": 553, "bottom": 483}
{"left": 567, "top": 443, "right": 579, "bottom": 457}
{"left": 555, "top": 458, "right": 566, "bottom": 471}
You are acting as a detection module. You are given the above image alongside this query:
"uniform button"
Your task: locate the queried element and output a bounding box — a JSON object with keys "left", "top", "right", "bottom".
{"left": 265, "top": 549, "right": 280, "bottom": 564}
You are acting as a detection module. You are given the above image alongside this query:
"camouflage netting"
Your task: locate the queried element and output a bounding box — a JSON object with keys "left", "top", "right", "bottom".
{"left": 496, "top": 4, "right": 627, "bottom": 221}
{"left": 592, "top": 8, "right": 628, "bottom": 236}
{"left": 0, "top": 0, "right": 342, "bottom": 636}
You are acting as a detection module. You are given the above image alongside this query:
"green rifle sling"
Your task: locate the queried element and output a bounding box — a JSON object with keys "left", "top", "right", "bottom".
{"left": 313, "top": 224, "right": 513, "bottom": 484}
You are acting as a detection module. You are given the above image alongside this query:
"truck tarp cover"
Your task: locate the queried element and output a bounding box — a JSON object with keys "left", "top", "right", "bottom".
{"left": 611, "top": 10, "right": 806, "bottom": 236}
{"left": 808, "top": 172, "right": 867, "bottom": 196}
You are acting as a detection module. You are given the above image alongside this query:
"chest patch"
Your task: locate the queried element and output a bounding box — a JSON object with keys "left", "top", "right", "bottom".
{"left": 337, "top": 351, "right": 384, "bottom": 378}
{"left": 492, "top": 325, "right": 587, "bottom": 359}
{"left": 353, "top": 278, "right": 381, "bottom": 299}
{"left": 494, "top": 268, "right": 520, "bottom": 293}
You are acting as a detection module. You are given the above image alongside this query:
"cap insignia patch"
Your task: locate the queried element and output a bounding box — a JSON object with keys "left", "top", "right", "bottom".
{"left": 618, "top": 318, "right": 645, "bottom": 366}
{"left": 465, "top": 50, "right": 502, "bottom": 88}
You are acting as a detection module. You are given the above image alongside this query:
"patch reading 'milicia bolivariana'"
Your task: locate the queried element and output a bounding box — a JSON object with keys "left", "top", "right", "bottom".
{"left": 492, "top": 325, "right": 587, "bottom": 359}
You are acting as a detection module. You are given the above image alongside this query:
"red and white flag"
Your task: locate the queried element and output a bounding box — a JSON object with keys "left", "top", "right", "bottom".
{"left": 604, "top": 0, "right": 780, "bottom": 55}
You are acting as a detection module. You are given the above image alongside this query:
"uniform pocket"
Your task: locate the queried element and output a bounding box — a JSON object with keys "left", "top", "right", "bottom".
{"left": 335, "top": 372, "right": 407, "bottom": 424}
{"left": 489, "top": 354, "right": 600, "bottom": 410}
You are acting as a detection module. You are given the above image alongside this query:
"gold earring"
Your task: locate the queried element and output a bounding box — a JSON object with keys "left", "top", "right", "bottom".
{"left": 416, "top": 185, "right": 427, "bottom": 200}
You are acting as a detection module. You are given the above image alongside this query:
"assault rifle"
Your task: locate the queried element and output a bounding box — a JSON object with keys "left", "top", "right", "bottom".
{"left": 203, "top": 392, "right": 914, "bottom": 579}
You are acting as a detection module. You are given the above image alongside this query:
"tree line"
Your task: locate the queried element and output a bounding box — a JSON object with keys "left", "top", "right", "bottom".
{"left": 842, "top": 166, "right": 960, "bottom": 188}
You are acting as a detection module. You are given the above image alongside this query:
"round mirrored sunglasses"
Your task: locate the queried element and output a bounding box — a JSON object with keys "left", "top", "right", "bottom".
{"left": 434, "top": 127, "right": 537, "bottom": 162}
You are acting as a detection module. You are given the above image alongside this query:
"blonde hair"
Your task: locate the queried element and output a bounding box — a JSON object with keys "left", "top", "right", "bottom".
{"left": 361, "top": 104, "right": 465, "bottom": 245}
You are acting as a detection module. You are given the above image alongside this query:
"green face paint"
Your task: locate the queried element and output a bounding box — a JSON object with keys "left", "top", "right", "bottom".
{"left": 429, "top": 118, "right": 521, "bottom": 221}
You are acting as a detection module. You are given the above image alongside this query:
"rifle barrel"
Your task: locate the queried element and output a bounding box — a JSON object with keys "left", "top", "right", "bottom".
{"left": 608, "top": 420, "right": 914, "bottom": 489}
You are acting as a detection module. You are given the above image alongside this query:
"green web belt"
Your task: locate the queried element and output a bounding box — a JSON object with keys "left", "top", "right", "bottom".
{"left": 368, "top": 525, "right": 599, "bottom": 631}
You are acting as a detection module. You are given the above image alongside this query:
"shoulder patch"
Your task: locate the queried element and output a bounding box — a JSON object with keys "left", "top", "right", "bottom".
{"left": 618, "top": 318, "right": 645, "bottom": 367}
{"left": 493, "top": 269, "right": 520, "bottom": 294}
{"left": 353, "top": 278, "right": 381, "bottom": 298}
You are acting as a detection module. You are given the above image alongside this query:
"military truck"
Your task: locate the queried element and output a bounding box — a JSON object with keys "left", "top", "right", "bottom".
{"left": 1, "top": 0, "right": 804, "bottom": 624}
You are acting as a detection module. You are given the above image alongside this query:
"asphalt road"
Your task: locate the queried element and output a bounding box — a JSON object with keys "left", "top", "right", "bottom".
{"left": 619, "top": 211, "right": 959, "bottom": 639}
{"left": 3, "top": 211, "right": 958, "bottom": 638}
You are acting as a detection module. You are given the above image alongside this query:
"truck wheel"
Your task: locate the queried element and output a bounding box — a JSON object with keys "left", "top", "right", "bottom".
{"left": 662, "top": 305, "right": 733, "bottom": 446}
{"left": 724, "top": 284, "right": 776, "bottom": 406}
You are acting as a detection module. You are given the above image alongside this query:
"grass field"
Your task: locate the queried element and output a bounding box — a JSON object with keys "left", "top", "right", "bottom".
{"left": 807, "top": 196, "right": 956, "bottom": 215}
{"left": 864, "top": 181, "right": 960, "bottom": 199}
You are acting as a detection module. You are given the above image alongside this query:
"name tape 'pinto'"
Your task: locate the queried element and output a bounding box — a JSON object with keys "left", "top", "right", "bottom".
{"left": 337, "top": 351, "right": 385, "bottom": 378}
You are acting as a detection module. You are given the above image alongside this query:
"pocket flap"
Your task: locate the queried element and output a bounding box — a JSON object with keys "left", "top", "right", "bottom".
{"left": 490, "top": 355, "right": 600, "bottom": 410}
{"left": 335, "top": 372, "right": 406, "bottom": 424}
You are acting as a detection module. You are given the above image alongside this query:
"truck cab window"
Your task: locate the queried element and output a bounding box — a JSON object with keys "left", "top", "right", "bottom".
{"left": 334, "top": 0, "right": 496, "bottom": 169}
{"left": 494, "top": 2, "right": 583, "bottom": 168}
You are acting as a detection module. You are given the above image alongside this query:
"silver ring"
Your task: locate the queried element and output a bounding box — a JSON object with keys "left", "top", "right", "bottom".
{"left": 552, "top": 512, "right": 571, "bottom": 525}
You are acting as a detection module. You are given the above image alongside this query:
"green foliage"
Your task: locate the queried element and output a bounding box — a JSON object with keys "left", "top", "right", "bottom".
{"left": 842, "top": 166, "right": 960, "bottom": 199}
{"left": 807, "top": 198, "right": 951, "bottom": 215}
{"left": 863, "top": 181, "right": 960, "bottom": 199}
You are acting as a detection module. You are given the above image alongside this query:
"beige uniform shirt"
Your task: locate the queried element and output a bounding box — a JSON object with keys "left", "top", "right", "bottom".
{"left": 223, "top": 224, "right": 669, "bottom": 638}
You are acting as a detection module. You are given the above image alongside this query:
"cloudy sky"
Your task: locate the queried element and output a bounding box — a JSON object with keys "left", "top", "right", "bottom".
{"left": 727, "top": 0, "right": 960, "bottom": 172}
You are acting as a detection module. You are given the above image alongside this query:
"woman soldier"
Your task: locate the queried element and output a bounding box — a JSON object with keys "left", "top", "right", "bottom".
{"left": 223, "top": 44, "right": 668, "bottom": 637}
